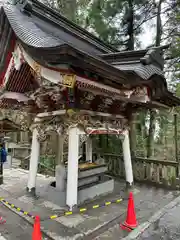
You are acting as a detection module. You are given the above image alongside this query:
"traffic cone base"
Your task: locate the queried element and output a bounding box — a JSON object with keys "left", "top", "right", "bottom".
{"left": 120, "top": 223, "right": 135, "bottom": 232}
{"left": 120, "top": 220, "right": 138, "bottom": 232}
{"left": 124, "top": 219, "right": 138, "bottom": 228}
{"left": 0, "top": 216, "right": 6, "bottom": 224}
{"left": 121, "top": 192, "right": 138, "bottom": 232}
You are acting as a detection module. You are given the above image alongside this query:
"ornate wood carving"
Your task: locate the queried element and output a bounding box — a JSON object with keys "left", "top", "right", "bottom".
{"left": 27, "top": 78, "right": 66, "bottom": 111}
{"left": 0, "top": 109, "right": 31, "bottom": 131}
{"left": 79, "top": 134, "right": 87, "bottom": 145}
{"left": 32, "top": 110, "right": 128, "bottom": 142}
{"left": 32, "top": 117, "right": 63, "bottom": 142}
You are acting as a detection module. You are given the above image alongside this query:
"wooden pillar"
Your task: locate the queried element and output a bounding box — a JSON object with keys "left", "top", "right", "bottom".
{"left": 55, "top": 134, "right": 65, "bottom": 191}
{"left": 174, "top": 114, "right": 179, "bottom": 176}
{"left": 86, "top": 136, "right": 92, "bottom": 163}
{"left": 122, "top": 129, "right": 133, "bottom": 187}
{"left": 56, "top": 134, "right": 64, "bottom": 165}
{"left": 27, "top": 128, "right": 40, "bottom": 196}
{"left": 66, "top": 126, "right": 79, "bottom": 210}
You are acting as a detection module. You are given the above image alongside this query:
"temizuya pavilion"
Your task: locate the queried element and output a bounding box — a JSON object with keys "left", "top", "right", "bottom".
{"left": 0, "top": 0, "right": 179, "bottom": 210}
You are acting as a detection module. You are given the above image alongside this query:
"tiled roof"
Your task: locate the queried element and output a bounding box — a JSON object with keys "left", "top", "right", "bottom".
{"left": 0, "top": 1, "right": 179, "bottom": 107}
{"left": 3, "top": 5, "right": 64, "bottom": 48}
{"left": 114, "top": 63, "right": 164, "bottom": 81}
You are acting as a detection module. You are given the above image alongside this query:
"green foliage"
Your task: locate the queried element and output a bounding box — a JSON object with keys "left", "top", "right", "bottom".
{"left": 85, "top": 0, "right": 157, "bottom": 49}
{"left": 39, "top": 155, "right": 56, "bottom": 171}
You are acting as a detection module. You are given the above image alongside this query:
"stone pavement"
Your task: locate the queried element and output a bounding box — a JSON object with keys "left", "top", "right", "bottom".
{"left": 0, "top": 167, "right": 179, "bottom": 240}
{"left": 0, "top": 202, "right": 49, "bottom": 240}
{"left": 129, "top": 195, "right": 180, "bottom": 240}
{"left": 136, "top": 204, "right": 180, "bottom": 240}
{"left": 94, "top": 187, "right": 180, "bottom": 240}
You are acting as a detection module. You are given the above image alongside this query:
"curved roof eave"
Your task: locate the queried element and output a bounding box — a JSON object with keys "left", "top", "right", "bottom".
{"left": 1, "top": 4, "right": 171, "bottom": 92}
{"left": 3, "top": 5, "right": 62, "bottom": 48}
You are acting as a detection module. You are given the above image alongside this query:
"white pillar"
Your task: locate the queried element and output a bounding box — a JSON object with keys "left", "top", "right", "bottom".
{"left": 27, "top": 128, "right": 40, "bottom": 195}
{"left": 86, "top": 136, "right": 92, "bottom": 163}
{"left": 66, "top": 126, "right": 79, "bottom": 210}
{"left": 122, "top": 129, "right": 133, "bottom": 186}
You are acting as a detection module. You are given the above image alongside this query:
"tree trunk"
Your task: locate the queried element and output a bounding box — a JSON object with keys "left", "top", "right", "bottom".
{"left": 127, "top": 0, "right": 134, "bottom": 50}
{"left": 126, "top": 0, "right": 137, "bottom": 157}
{"left": 155, "top": 0, "right": 163, "bottom": 47}
{"left": 147, "top": 109, "right": 156, "bottom": 158}
{"left": 129, "top": 114, "right": 136, "bottom": 157}
{"left": 147, "top": 0, "right": 163, "bottom": 158}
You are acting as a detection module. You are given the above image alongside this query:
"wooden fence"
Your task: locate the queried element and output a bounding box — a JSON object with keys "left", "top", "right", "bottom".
{"left": 103, "top": 153, "right": 179, "bottom": 189}
{"left": 12, "top": 150, "right": 180, "bottom": 189}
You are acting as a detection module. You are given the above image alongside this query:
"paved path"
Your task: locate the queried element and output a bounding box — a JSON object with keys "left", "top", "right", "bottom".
{"left": 0, "top": 201, "right": 51, "bottom": 239}
{"left": 95, "top": 188, "right": 180, "bottom": 240}
{"left": 1, "top": 167, "right": 179, "bottom": 240}
{"left": 137, "top": 200, "right": 180, "bottom": 240}
{"left": 0, "top": 202, "right": 33, "bottom": 240}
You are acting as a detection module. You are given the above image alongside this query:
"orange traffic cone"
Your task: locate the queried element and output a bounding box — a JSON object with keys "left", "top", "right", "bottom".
{"left": 32, "top": 216, "right": 42, "bottom": 240}
{"left": 121, "top": 192, "right": 138, "bottom": 231}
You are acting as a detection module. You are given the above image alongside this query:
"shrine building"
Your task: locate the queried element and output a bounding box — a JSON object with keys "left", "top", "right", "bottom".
{"left": 0, "top": 0, "right": 179, "bottom": 210}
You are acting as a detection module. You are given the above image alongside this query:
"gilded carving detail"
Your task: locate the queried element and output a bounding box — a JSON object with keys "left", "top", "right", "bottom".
{"left": 60, "top": 74, "right": 76, "bottom": 88}
{"left": 32, "top": 61, "right": 41, "bottom": 78}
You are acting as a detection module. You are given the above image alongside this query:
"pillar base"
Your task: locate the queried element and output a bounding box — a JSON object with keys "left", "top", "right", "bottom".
{"left": 0, "top": 163, "right": 3, "bottom": 185}
{"left": 0, "top": 175, "right": 3, "bottom": 185}
{"left": 124, "top": 182, "right": 134, "bottom": 199}
{"left": 125, "top": 181, "right": 134, "bottom": 190}
{"left": 55, "top": 164, "right": 66, "bottom": 192}
{"left": 26, "top": 187, "right": 37, "bottom": 197}
{"left": 67, "top": 204, "right": 78, "bottom": 212}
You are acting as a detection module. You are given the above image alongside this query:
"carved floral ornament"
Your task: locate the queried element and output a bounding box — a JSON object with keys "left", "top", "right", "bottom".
{"left": 31, "top": 111, "right": 128, "bottom": 142}
{"left": 0, "top": 109, "right": 30, "bottom": 131}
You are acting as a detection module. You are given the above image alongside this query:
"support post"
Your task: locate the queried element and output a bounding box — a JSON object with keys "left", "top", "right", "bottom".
{"left": 56, "top": 135, "right": 65, "bottom": 191}
{"left": 0, "top": 161, "right": 3, "bottom": 185}
{"left": 86, "top": 136, "right": 92, "bottom": 163}
{"left": 122, "top": 129, "right": 133, "bottom": 187}
{"left": 174, "top": 114, "right": 179, "bottom": 176}
{"left": 27, "top": 128, "right": 40, "bottom": 196}
{"left": 56, "top": 134, "right": 64, "bottom": 165}
{"left": 66, "top": 126, "right": 79, "bottom": 210}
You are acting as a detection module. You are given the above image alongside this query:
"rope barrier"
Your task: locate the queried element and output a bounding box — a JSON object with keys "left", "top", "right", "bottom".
{"left": 0, "top": 197, "right": 35, "bottom": 219}
{"left": 0, "top": 196, "right": 125, "bottom": 222}
{"left": 43, "top": 197, "right": 124, "bottom": 221}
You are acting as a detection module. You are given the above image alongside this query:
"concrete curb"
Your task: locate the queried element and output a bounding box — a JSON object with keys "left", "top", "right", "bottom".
{"left": 122, "top": 194, "right": 180, "bottom": 240}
